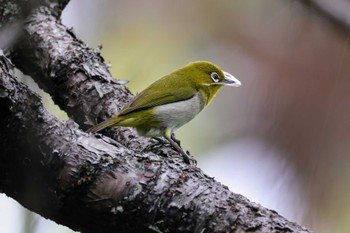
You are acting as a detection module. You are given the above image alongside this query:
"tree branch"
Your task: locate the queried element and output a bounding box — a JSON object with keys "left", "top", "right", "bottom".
{"left": 0, "top": 53, "right": 311, "bottom": 233}
{"left": 9, "top": 0, "right": 160, "bottom": 154}
{"left": 0, "top": 0, "right": 313, "bottom": 232}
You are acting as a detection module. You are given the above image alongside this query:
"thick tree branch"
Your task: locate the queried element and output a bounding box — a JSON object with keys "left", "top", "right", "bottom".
{"left": 0, "top": 53, "right": 151, "bottom": 232}
{"left": 0, "top": 53, "right": 311, "bottom": 233}
{"left": 0, "top": 0, "right": 313, "bottom": 232}
{"left": 0, "top": 0, "right": 44, "bottom": 50}
{"left": 9, "top": 0, "right": 161, "bottom": 155}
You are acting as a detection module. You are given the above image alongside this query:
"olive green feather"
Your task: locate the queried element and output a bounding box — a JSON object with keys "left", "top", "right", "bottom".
{"left": 119, "top": 73, "right": 197, "bottom": 115}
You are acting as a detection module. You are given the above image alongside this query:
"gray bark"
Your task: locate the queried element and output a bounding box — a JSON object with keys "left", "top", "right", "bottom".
{"left": 0, "top": 0, "right": 313, "bottom": 232}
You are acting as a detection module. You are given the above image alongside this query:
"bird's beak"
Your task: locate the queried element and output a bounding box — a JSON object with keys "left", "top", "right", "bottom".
{"left": 221, "top": 71, "right": 241, "bottom": 87}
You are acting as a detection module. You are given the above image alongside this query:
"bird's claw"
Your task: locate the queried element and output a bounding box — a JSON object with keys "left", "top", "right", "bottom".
{"left": 171, "top": 133, "right": 181, "bottom": 147}
{"left": 181, "top": 151, "right": 196, "bottom": 166}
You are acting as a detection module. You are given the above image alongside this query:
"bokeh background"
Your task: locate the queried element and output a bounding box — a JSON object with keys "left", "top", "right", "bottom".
{"left": 2, "top": 0, "right": 350, "bottom": 232}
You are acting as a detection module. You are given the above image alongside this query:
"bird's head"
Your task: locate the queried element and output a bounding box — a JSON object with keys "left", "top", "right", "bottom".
{"left": 181, "top": 61, "right": 241, "bottom": 105}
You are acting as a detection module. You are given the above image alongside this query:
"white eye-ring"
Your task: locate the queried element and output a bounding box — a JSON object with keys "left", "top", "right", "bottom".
{"left": 211, "top": 72, "right": 220, "bottom": 83}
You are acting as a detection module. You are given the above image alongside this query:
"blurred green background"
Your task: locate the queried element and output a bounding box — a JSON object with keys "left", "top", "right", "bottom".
{"left": 2, "top": 0, "right": 350, "bottom": 232}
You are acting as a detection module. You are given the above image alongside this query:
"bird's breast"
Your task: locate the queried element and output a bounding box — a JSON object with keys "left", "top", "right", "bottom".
{"left": 153, "top": 92, "right": 205, "bottom": 130}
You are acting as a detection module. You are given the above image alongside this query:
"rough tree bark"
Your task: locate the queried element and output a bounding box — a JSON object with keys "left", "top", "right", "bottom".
{"left": 0, "top": 0, "right": 313, "bottom": 233}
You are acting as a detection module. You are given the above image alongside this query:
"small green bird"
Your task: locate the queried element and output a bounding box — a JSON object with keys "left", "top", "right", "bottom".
{"left": 87, "top": 61, "right": 241, "bottom": 163}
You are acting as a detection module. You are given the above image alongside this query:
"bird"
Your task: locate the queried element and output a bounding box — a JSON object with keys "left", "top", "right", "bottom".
{"left": 87, "top": 61, "right": 241, "bottom": 163}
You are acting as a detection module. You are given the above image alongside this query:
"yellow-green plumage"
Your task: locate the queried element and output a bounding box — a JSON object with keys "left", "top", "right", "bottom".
{"left": 87, "top": 61, "right": 241, "bottom": 163}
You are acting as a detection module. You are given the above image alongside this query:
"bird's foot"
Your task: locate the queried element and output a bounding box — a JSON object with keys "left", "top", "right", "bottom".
{"left": 179, "top": 150, "right": 196, "bottom": 166}
{"left": 150, "top": 136, "right": 196, "bottom": 165}
{"left": 166, "top": 136, "right": 196, "bottom": 165}
{"left": 152, "top": 137, "right": 167, "bottom": 144}
{"left": 171, "top": 133, "right": 181, "bottom": 147}
{"left": 145, "top": 138, "right": 165, "bottom": 151}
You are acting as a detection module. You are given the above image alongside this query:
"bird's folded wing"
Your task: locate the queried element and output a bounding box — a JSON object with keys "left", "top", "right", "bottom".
{"left": 119, "top": 86, "right": 197, "bottom": 115}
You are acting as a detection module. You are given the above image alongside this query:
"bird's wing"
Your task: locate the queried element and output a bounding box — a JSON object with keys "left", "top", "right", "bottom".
{"left": 119, "top": 85, "right": 197, "bottom": 115}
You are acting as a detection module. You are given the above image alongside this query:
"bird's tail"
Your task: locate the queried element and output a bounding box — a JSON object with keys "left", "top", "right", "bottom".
{"left": 86, "top": 116, "right": 120, "bottom": 133}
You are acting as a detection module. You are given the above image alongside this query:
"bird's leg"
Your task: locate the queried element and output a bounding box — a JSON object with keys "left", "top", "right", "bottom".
{"left": 164, "top": 130, "right": 194, "bottom": 165}
{"left": 167, "top": 137, "right": 191, "bottom": 164}
{"left": 171, "top": 132, "right": 181, "bottom": 147}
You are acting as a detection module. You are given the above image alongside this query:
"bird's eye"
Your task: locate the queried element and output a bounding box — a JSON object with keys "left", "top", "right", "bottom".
{"left": 211, "top": 72, "right": 220, "bottom": 83}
